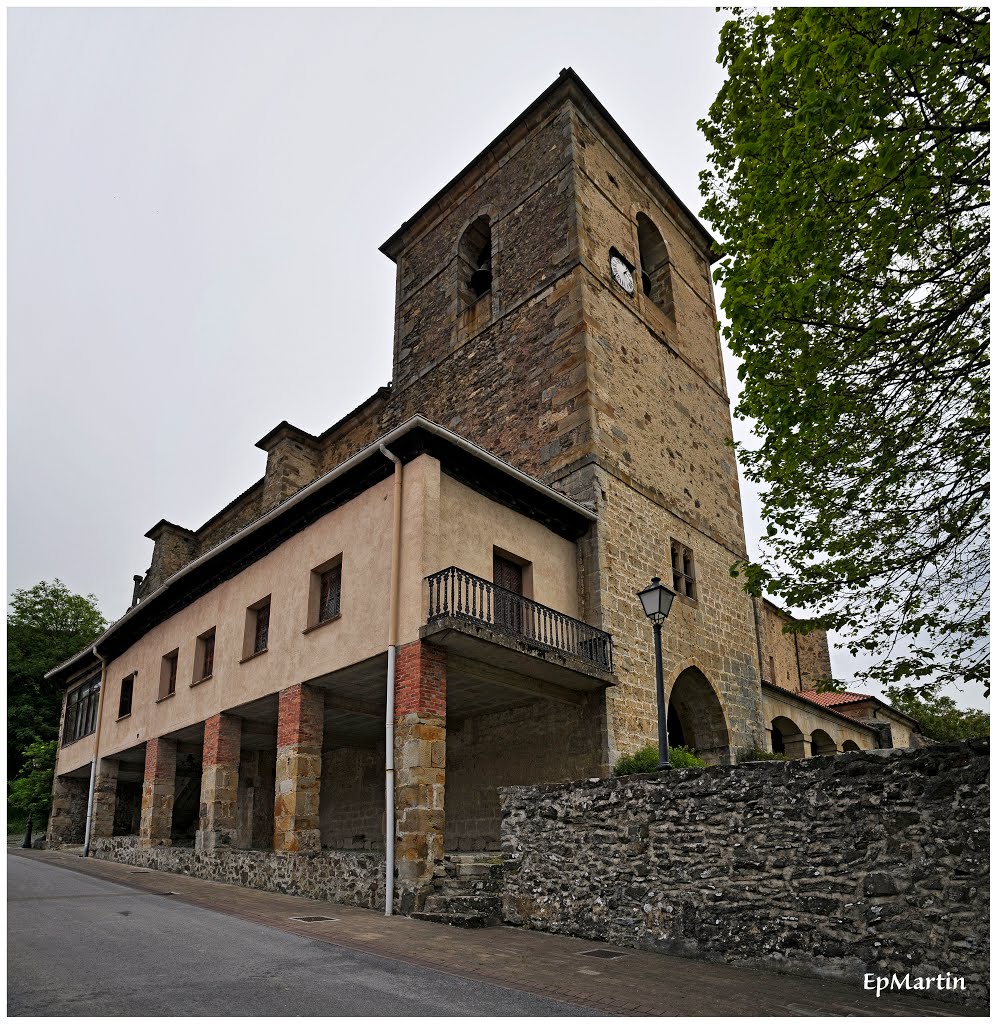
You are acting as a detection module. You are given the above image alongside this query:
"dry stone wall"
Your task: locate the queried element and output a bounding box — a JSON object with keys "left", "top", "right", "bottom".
{"left": 500, "top": 741, "right": 989, "bottom": 1006}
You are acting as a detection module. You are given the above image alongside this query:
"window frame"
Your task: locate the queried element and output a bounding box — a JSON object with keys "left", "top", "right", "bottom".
{"left": 62, "top": 674, "right": 101, "bottom": 746}
{"left": 117, "top": 674, "right": 135, "bottom": 720}
{"left": 242, "top": 595, "right": 272, "bottom": 661}
{"left": 305, "top": 556, "right": 343, "bottom": 633}
{"left": 670, "top": 540, "right": 697, "bottom": 601}
{"left": 193, "top": 627, "right": 216, "bottom": 684}
{"left": 158, "top": 649, "right": 180, "bottom": 701}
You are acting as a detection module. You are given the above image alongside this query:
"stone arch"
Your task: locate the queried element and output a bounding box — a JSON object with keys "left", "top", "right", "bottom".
{"left": 841, "top": 740, "right": 861, "bottom": 752}
{"left": 636, "top": 212, "right": 675, "bottom": 320}
{"left": 665, "top": 665, "right": 731, "bottom": 765}
{"left": 771, "top": 716, "right": 806, "bottom": 759}
{"left": 810, "top": 729, "right": 837, "bottom": 756}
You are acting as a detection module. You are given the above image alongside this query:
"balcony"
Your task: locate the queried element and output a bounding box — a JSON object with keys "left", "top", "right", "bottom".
{"left": 424, "top": 567, "right": 614, "bottom": 690}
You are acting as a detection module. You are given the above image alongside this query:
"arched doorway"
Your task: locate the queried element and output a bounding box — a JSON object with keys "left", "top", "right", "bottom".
{"left": 666, "top": 667, "right": 731, "bottom": 765}
{"left": 810, "top": 729, "right": 837, "bottom": 756}
{"left": 841, "top": 740, "right": 861, "bottom": 752}
{"left": 771, "top": 716, "right": 806, "bottom": 758}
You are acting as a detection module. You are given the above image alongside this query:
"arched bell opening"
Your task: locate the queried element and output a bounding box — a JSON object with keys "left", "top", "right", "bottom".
{"left": 636, "top": 212, "right": 674, "bottom": 320}
{"left": 458, "top": 216, "right": 493, "bottom": 307}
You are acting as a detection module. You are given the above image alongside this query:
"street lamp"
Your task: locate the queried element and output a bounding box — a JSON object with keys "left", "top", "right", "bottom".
{"left": 637, "top": 576, "right": 677, "bottom": 770}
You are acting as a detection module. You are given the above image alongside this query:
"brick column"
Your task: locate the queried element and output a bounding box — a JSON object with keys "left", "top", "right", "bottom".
{"left": 394, "top": 640, "right": 446, "bottom": 914}
{"left": 140, "top": 736, "right": 177, "bottom": 846}
{"left": 47, "top": 774, "right": 89, "bottom": 846}
{"left": 90, "top": 758, "right": 119, "bottom": 839}
{"left": 274, "top": 684, "right": 323, "bottom": 853}
{"left": 196, "top": 714, "right": 242, "bottom": 852}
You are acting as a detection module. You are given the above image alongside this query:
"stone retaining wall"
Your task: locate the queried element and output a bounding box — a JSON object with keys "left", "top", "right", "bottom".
{"left": 90, "top": 837, "right": 384, "bottom": 910}
{"left": 500, "top": 741, "right": 989, "bottom": 1006}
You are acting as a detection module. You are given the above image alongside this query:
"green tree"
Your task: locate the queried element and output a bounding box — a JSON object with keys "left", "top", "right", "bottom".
{"left": 8, "top": 739, "right": 58, "bottom": 820}
{"left": 7, "top": 579, "right": 107, "bottom": 776}
{"left": 885, "top": 686, "right": 989, "bottom": 741}
{"left": 699, "top": 8, "right": 989, "bottom": 694}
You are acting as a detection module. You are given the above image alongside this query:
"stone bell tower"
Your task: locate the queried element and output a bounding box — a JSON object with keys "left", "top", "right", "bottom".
{"left": 379, "top": 68, "right": 767, "bottom": 763}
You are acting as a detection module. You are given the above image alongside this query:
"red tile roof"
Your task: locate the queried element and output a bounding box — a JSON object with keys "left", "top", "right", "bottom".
{"left": 799, "top": 689, "right": 873, "bottom": 708}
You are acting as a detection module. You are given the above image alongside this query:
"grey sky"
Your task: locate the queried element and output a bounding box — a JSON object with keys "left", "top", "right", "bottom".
{"left": 7, "top": 7, "right": 985, "bottom": 711}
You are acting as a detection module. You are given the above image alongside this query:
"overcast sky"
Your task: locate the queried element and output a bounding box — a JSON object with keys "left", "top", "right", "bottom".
{"left": 7, "top": 6, "right": 986, "bottom": 711}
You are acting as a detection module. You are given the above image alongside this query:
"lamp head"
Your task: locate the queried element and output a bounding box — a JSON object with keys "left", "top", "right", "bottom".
{"left": 637, "top": 576, "right": 676, "bottom": 623}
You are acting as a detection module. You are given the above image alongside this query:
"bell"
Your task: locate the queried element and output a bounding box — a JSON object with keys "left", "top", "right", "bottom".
{"left": 470, "top": 267, "right": 492, "bottom": 297}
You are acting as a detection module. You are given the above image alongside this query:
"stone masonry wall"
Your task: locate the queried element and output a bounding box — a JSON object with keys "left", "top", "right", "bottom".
{"left": 759, "top": 599, "right": 833, "bottom": 691}
{"left": 446, "top": 697, "right": 603, "bottom": 851}
{"left": 500, "top": 741, "right": 989, "bottom": 1007}
{"left": 320, "top": 746, "right": 385, "bottom": 851}
{"left": 90, "top": 836, "right": 384, "bottom": 910}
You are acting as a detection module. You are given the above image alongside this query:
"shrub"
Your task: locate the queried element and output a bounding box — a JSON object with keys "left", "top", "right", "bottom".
{"left": 613, "top": 743, "right": 660, "bottom": 776}
{"left": 613, "top": 743, "right": 707, "bottom": 775}
{"left": 738, "top": 747, "right": 788, "bottom": 762}
{"left": 669, "top": 745, "right": 707, "bottom": 769}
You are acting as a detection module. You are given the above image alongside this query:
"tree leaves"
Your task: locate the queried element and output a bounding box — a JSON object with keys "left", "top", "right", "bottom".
{"left": 700, "top": 8, "right": 989, "bottom": 694}
{"left": 7, "top": 579, "right": 107, "bottom": 777}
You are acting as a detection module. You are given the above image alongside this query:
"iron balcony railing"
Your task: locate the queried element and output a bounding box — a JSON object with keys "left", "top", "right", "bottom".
{"left": 426, "top": 566, "right": 613, "bottom": 673}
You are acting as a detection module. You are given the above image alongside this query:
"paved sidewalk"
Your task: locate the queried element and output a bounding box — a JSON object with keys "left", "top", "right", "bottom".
{"left": 9, "top": 848, "right": 974, "bottom": 1017}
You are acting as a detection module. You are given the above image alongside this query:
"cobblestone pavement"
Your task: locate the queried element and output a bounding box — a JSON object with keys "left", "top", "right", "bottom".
{"left": 9, "top": 849, "right": 977, "bottom": 1017}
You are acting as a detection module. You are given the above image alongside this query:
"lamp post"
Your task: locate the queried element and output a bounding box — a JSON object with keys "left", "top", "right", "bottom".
{"left": 637, "top": 576, "right": 677, "bottom": 770}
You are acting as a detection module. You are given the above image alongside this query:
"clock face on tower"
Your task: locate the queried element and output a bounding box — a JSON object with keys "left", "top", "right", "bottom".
{"left": 610, "top": 252, "right": 635, "bottom": 295}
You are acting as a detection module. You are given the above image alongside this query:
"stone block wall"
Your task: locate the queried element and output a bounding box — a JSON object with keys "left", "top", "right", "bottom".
{"left": 90, "top": 836, "right": 384, "bottom": 910}
{"left": 445, "top": 697, "right": 603, "bottom": 851}
{"left": 758, "top": 598, "right": 833, "bottom": 691}
{"left": 47, "top": 774, "right": 88, "bottom": 846}
{"left": 320, "top": 746, "right": 385, "bottom": 850}
{"left": 500, "top": 741, "right": 989, "bottom": 1006}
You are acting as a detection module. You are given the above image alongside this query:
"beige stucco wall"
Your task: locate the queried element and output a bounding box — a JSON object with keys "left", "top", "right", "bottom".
{"left": 762, "top": 688, "right": 877, "bottom": 756}
{"left": 55, "top": 454, "right": 581, "bottom": 777}
{"left": 433, "top": 471, "right": 580, "bottom": 618}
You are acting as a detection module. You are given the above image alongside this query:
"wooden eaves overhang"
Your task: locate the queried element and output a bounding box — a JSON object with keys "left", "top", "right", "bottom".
{"left": 45, "top": 416, "right": 597, "bottom": 685}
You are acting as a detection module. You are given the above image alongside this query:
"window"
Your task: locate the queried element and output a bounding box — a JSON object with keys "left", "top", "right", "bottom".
{"left": 63, "top": 675, "right": 101, "bottom": 745}
{"left": 159, "top": 649, "right": 179, "bottom": 700}
{"left": 306, "top": 557, "right": 343, "bottom": 630}
{"left": 670, "top": 540, "right": 696, "bottom": 600}
{"left": 254, "top": 603, "right": 270, "bottom": 654}
{"left": 118, "top": 675, "right": 134, "bottom": 719}
{"left": 243, "top": 596, "right": 272, "bottom": 659}
{"left": 636, "top": 213, "right": 675, "bottom": 320}
{"left": 319, "top": 565, "right": 342, "bottom": 623}
{"left": 193, "top": 628, "right": 215, "bottom": 683}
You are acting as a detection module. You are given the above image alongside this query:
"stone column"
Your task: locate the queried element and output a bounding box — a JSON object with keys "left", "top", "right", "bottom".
{"left": 394, "top": 640, "right": 446, "bottom": 914}
{"left": 90, "top": 758, "right": 119, "bottom": 839}
{"left": 274, "top": 684, "right": 323, "bottom": 853}
{"left": 47, "top": 774, "right": 89, "bottom": 847}
{"left": 140, "top": 736, "right": 177, "bottom": 846}
{"left": 196, "top": 713, "right": 242, "bottom": 852}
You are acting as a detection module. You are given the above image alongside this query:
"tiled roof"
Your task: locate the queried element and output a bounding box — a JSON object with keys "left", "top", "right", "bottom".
{"left": 799, "top": 689, "right": 873, "bottom": 708}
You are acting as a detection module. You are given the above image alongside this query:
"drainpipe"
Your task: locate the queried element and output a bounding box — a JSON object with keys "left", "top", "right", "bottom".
{"left": 82, "top": 644, "right": 109, "bottom": 857}
{"left": 380, "top": 444, "right": 403, "bottom": 916}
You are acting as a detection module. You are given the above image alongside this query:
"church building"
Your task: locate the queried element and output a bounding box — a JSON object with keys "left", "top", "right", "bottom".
{"left": 45, "top": 69, "right": 920, "bottom": 919}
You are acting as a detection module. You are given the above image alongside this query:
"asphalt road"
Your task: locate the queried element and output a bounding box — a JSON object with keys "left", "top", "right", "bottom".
{"left": 7, "top": 855, "right": 595, "bottom": 1016}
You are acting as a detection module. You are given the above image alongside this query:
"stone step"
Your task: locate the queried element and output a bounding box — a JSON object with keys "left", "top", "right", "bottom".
{"left": 430, "top": 874, "right": 501, "bottom": 892}
{"left": 410, "top": 910, "right": 498, "bottom": 929}
{"left": 423, "top": 893, "right": 500, "bottom": 914}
